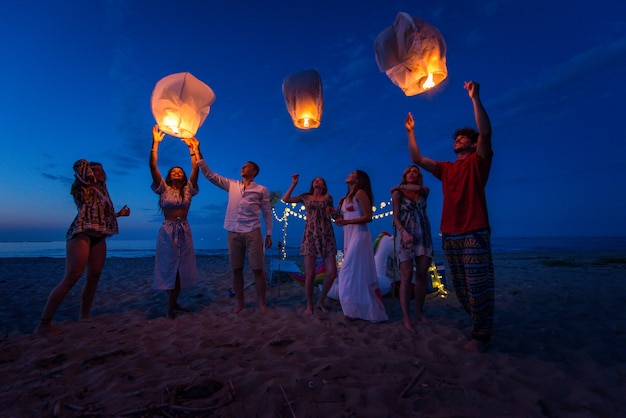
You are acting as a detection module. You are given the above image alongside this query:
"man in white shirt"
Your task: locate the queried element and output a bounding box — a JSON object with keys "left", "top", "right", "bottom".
{"left": 193, "top": 141, "right": 273, "bottom": 313}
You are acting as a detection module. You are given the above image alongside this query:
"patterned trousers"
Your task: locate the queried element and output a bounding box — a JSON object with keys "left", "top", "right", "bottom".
{"left": 442, "top": 228, "right": 494, "bottom": 341}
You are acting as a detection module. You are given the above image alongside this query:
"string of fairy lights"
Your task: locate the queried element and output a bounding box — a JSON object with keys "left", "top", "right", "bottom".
{"left": 271, "top": 199, "right": 393, "bottom": 259}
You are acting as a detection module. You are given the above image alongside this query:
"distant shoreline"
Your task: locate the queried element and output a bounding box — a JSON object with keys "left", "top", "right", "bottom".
{"left": 2, "top": 236, "right": 626, "bottom": 259}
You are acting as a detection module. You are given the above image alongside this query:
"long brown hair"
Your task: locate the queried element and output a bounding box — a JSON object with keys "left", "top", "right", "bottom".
{"left": 345, "top": 170, "right": 373, "bottom": 205}
{"left": 307, "top": 177, "right": 328, "bottom": 195}
{"left": 400, "top": 165, "right": 423, "bottom": 186}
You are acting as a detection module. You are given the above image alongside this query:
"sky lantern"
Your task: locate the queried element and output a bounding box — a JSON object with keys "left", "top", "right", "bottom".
{"left": 282, "top": 69, "right": 323, "bottom": 130}
{"left": 374, "top": 12, "right": 448, "bottom": 96}
{"left": 150, "top": 72, "right": 215, "bottom": 138}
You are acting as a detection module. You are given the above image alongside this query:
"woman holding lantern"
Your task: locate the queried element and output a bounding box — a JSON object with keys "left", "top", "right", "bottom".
{"left": 331, "top": 170, "right": 388, "bottom": 323}
{"left": 150, "top": 125, "right": 200, "bottom": 319}
{"left": 282, "top": 174, "right": 338, "bottom": 315}
{"left": 390, "top": 165, "right": 434, "bottom": 332}
{"left": 35, "top": 160, "right": 130, "bottom": 335}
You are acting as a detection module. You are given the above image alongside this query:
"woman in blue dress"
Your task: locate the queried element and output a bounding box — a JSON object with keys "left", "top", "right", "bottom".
{"left": 391, "top": 164, "right": 433, "bottom": 332}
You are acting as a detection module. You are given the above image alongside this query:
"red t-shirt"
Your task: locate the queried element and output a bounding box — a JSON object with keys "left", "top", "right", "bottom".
{"left": 434, "top": 151, "right": 493, "bottom": 234}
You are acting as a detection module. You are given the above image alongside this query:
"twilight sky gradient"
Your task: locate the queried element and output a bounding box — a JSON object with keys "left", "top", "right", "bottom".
{"left": 1, "top": 0, "right": 625, "bottom": 248}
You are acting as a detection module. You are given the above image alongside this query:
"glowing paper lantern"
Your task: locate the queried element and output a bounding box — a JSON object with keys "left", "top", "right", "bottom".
{"left": 374, "top": 12, "right": 448, "bottom": 96}
{"left": 150, "top": 72, "right": 215, "bottom": 138}
{"left": 282, "top": 69, "right": 323, "bottom": 130}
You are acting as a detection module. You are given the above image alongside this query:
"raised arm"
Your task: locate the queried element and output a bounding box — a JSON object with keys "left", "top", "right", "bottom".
{"left": 406, "top": 112, "right": 438, "bottom": 174}
{"left": 184, "top": 136, "right": 200, "bottom": 190}
{"left": 195, "top": 144, "right": 230, "bottom": 191}
{"left": 282, "top": 174, "right": 302, "bottom": 204}
{"left": 149, "top": 125, "right": 165, "bottom": 186}
{"left": 465, "top": 81, "right": 492, "bottom": 159}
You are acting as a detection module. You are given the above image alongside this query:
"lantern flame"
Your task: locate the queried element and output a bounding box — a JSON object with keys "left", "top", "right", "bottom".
{"left": 423, "top": 73, "right": 435, "bottom": 89}
{"left": 163, "top": 115, "right": 181, "bottom": 135}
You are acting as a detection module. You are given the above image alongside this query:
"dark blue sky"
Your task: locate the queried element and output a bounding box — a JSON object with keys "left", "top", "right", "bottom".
{"left": 1, "top": 0, "right": 625, "bottom": 247}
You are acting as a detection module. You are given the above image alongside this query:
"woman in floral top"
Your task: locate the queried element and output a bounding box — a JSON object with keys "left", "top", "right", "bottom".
{"left": 36, "top": 160, "right": 130, "bottom": 334}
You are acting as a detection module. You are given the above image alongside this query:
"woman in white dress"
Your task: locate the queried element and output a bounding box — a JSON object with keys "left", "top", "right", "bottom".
{"left": 150, "top": 126, "right": 200, "bottom": 318}
{"left": 331, "top": 170, "right": 388, "bottom": 322}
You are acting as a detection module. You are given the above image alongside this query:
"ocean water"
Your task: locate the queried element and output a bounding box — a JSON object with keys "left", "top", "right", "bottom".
{"left": 0, "top": 236, "right": 625, "bottom": 259}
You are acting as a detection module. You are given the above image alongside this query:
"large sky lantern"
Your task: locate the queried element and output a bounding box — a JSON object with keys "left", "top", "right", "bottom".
{"left": 374, "top": 12, "right": 448, "bottom": 96}
{"left": 282, "top": 69, "right": 323, "bottom": 130}
{"left": 150, "top": 72, "right": 216, "bottom": 139}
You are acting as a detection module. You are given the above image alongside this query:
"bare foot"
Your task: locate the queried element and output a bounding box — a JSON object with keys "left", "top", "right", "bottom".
{"left": 462, "top": 338, "right": 489, "bottom": 353}
{"left": 259, "top": 304, "right": 269, "bottom": 314}
{"left": 316, "top": 303, "right": 329, "bottom": 314}
{"left": 416, "top": 313, "right": 430, "bottom": 323}
{"left": 35, "top": 323, "right": 68, "bottom": 336}
{"left": 304, "top": 306, "right": 314, "bottom": 315}
{"left": 402, "top": 319, "right": 416, "bottom": 333}
{"left": 233, "top": 304, "right": 244, "bottom": 314}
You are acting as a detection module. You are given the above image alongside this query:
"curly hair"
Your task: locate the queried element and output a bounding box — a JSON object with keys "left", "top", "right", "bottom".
{"left": 453, "top": 127, "right": 479, "bottom": 143}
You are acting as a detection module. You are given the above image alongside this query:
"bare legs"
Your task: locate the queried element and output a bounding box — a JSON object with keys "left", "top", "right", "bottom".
{"left": 413, "top": 255, "right": 431, "bottom": 323}
{"left": 303, "top": 255, "right": 316, "bottom": 314}
{"left": 316, "top": 254, "right": 338, "bottom": 314}
{"left": 252, "top": 268, "right": 268, "bottom": 313}
{"left": 36, "top": 234, "right": 106, "bottom": 334}
{"left": 399, "top": 260, "right": 415, "bottom": 332}
{"left": 399, "top": 255, "right": 431, "bottom": 332}
{"left": 232, "top": 267, "right": 245, "bottom": 313}
{"left": 232, "top": 267, "right": 268, "bottom": 314}
{"left": 166, "top": 274, "right": 182, "bottom": 318}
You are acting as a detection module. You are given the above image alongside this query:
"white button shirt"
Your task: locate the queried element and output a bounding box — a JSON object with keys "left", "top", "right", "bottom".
{"left": 198, "top": 159, "right": 272, "bottom": 234}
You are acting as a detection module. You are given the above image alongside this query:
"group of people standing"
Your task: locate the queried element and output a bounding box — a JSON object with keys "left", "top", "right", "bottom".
{"left": 35, "top": 81, "right": 494, "bottom": 353}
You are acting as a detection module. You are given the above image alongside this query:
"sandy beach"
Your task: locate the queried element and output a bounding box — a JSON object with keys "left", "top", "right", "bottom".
{"left": 1, "top": 250, "right": 625, "bottom": 417}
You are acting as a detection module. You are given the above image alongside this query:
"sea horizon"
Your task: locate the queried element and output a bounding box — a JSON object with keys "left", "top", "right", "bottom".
{"left": 1, "top": 236, "right": 625, "bottom": 259}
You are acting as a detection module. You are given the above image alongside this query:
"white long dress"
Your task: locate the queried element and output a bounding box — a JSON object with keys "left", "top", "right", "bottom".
{"left": 337, "top": 197, "right": 388, "bottom": 322}
{"left": 152, "top": 180, "right": 199, "bottom": 290}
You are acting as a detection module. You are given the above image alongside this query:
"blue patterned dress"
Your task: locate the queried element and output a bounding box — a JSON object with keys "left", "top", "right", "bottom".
{"left": 397, "top": 193, "right": 433, "bottom": 262}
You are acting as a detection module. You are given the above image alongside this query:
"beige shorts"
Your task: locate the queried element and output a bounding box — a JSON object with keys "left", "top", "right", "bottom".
{"left": 228, "top": 228, "right": 264, "bottom": 270}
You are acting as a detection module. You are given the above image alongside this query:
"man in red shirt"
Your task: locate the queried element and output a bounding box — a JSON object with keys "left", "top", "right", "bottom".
{"left": 406, "top": 81, "right": 493, "bottom": 352}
